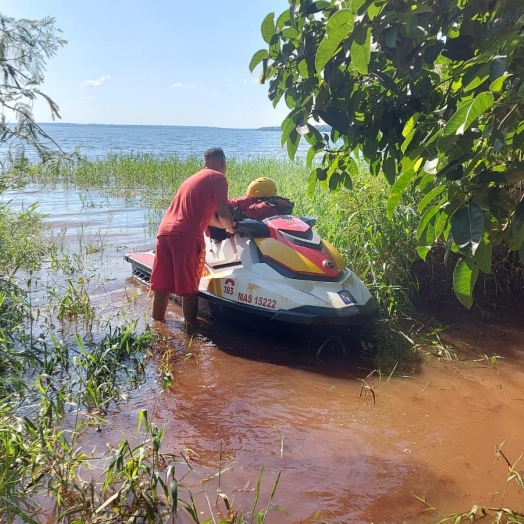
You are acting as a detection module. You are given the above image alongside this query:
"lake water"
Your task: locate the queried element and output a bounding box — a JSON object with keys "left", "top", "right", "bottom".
{"left": 28, "top": 123, "right": 311, "bottom": 160}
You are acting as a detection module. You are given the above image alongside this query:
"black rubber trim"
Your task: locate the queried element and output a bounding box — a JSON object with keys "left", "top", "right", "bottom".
{"left": 198, "top": 291, "right": 379, "bottom": 326}
{"left": 207, "top": 261, "right": 243, "bottom": 270}
{"left": 279, "top": 230, "right": 323, "bottom": 250}
{"left": 125, "top": 254, "right": 153, "bottom": 276}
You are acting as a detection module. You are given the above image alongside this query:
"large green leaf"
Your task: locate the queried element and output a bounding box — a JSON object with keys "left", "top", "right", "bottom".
{"left": 442, "top": 36, "right": 475, "bottom": 61}
{"left": 304, "top": 124, "right": 324, "bottom": 146}
{"left": 402, "top": 113, "right": 420, "bottom": 138}
{"left": 489, "top": 73, "right": 510, "bottom": 94}
{"left": 417, "top": 230, "right": 431, "bottom": 260}
{"left": 328, "top": 170, "right": 341, "bottom": 191}
{"left": 450, "top": 202, "right": 484, "bottom": 257}
{"left": 261, "top": 13, "right": 275, "bottom": 44}
{"left": 307, "top": 169, "right": 318, "bottom": 197}
{"left": 346, "top": 156, "right": 359, "bottom": 177}
{"left": 307, "top": 1, "right": 332, "bottom": 15}
{"left": 349, "top": 0, "right": 366, "bottom": 15}
{"left": 282, "top": 27, "right": 299, "bottom": 39}
{"left": 306, "top": 143, "right": 324, "bottom": 168}
{"left": 489, "top": 55, "right": 507, "bottom": 81}
{"left": 416, "top": 204, "right": 439, "bottom": 242}
{"left": 315, "top": 9, "right": 354, "bottom": 73}
{"left": 386, "top": 166, "right": 415, "bottom": 219}
{"left": 453, "top": 258, "right": 479, "bottom": 309}
{"left": 417, "top": 185, "right": 446, "bottom": 214}
{"left": 350, "top": 25, "right": 371, "bottom": 75}
{"left": 434, "top": 196, "right": 466, "bottom": 240}
{"left": 249, "top": 49, "right": 269, "bottom": 73}
{"left": 399, "top": 13, "right": 428, "bottom": 38}
{"left": 441, "top": 91, "right": 494, "bottom": 138}
{"left": 280, "top": 115, "right": 296, "bottom": 147}
{"left": 286, "top": 129, "right": 301, "bottom": 161}
{"left": 509, "top": 200, "right": 524, "bottom": 251}
{"left": 316, "top": 106, "right": 349, "bottom": 134}
{"left": 382, "top": 156, "right": 396, "bottom": 185}
{"left": 474, "top": 232, "right": 493, "bottom": 274}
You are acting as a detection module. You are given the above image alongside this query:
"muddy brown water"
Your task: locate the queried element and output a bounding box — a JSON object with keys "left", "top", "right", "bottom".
{"left": 9, "top": 187, "right": 524, "bottom": 523}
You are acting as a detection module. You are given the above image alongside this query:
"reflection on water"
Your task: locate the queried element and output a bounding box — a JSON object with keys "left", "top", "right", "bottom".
{"left": 6, "top": 185, "right": 524, "bottom": 523}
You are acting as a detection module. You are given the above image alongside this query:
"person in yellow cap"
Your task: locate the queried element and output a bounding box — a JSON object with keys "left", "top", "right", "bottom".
{"left": 246, "top": 177, "right": 277, "bottom": 198}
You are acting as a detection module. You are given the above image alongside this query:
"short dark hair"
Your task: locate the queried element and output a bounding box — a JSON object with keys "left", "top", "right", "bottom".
{"left": 204, "top": 147, "right": 225, "bottom": 164}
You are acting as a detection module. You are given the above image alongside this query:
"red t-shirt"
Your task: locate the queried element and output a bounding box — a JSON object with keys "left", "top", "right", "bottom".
{"left": 157, "top": 168, "right": 228, "bottom": 238}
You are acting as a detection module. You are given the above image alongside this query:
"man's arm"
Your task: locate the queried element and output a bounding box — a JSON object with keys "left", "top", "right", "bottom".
{"left": 216, "top": 203, "right": 235, "bottom": 234}
{"left": 208, "top": 212, "right": 224, "bottom": 229}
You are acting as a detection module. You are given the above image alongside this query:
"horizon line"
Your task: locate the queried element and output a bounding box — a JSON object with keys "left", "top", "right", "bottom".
{"left": 35, "top": 122, "right": 283, "bottom": 130}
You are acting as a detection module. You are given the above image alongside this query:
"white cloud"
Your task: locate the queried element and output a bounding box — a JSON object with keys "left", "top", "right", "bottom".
{"left": 80, "top": 75, "right": 111, "bottom": 88}
{"left": 171, "top": 82, "right": 198, "bottom": 89}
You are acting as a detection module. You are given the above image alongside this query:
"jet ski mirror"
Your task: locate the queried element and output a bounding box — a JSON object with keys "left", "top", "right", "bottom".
{"left": 299, "top": 216, "right": 316, "bottom": 227}
{"left": 235, "top": 219, "right": 270, "bottom": 238}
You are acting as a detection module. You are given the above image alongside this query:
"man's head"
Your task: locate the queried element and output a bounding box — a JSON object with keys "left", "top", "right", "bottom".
{"left": 204, "top": 147, "right": 226, "bottom": 174}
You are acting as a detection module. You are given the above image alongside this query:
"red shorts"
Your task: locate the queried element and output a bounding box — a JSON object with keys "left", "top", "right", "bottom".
{"left": 150, "top": 233, "right": 205, "bottom": 297}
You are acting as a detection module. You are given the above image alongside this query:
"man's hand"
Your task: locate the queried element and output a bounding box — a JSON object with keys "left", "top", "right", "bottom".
{"left": 217, "top": 203, "right": 236, "bottom": 234}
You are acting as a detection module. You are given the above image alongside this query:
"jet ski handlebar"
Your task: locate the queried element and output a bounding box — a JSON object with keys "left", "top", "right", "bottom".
{"left": 234, "top": 219, "right": 270, "bottom": 238}
{"left": 209, "top": 216, "right": 318, "bottom": 241}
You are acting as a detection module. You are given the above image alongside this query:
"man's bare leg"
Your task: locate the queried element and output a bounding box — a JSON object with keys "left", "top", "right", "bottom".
{"left": 182, "top": 295, "right": 199, "bottom": 324}
{"left": 152, "top": 291, "right": 170, "bottom": 321}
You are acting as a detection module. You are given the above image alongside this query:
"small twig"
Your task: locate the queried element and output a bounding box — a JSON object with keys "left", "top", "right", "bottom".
{"left": 498, "top": 103, "right": 518, "bottom": 130}
{"left": 411, "top": 491, "right": 437, "bottom": 513}
{"left": 417, "top": 380, "right": 431, "bottom": 398}
{"left": 359, "top": 379, "right": 376, "bottom": 405}
{"left": 274, "top": 425, "right": 284, "bottom": 458}
{"left": 467, "top": 401, "right": 494, "bottom": 411}
{"left": 385, "top": 361, "right": 399, "bottom": 383}
{"left": 488, "top": 508, "right": 524, "bottom": 517}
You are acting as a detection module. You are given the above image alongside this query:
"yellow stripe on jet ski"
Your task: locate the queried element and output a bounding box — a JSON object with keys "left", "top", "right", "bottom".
{"left": 207, "top": 278, "right": 223, "bottom": 297}
{"left": 322, "top": 239, "right": 346, "bottom": 271}
{"left": 255, "top": 238, "right": 324, "bottom": 274}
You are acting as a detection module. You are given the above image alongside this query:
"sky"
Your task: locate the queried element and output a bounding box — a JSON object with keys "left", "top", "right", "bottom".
{"left": 2, "top": 0, "right": 291, "bottom": 128}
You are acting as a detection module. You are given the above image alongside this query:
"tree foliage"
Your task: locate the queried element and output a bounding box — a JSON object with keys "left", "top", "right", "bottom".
{"left": 252, "top": 0, "right": 524, "bottom": 307}
{"left": 0, "top": 14, "right": 66, "bottom": 168}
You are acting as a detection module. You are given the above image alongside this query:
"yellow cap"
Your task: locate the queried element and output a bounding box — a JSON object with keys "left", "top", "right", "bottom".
{"left": 246, "top": 177, "right": 277, "bottom": 197}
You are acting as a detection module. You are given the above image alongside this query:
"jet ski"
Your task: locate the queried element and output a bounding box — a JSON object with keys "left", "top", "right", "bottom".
{"left": 125, "top": 215, "right": 378, "bottom": 326}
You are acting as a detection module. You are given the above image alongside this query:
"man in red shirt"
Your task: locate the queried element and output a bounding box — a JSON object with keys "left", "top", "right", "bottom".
{"left": 150, "top": 147, "right": 235, "bottom": 324}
